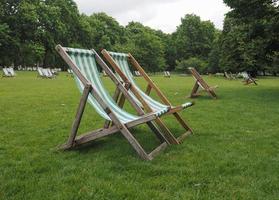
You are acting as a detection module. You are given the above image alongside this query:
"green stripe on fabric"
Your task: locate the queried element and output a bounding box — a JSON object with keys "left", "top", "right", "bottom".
{"left": 66, "top": 48, "right": 140, "bottom": 123}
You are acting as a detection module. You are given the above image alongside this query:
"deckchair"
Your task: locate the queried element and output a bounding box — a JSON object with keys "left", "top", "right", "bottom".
{"left": 56, "top": 45, "right": 172, "bottom": 160}
{"left": 102, "top": 50, "right": 194, "bottom": 144}
{"left": 224, "top": 72, "right": 232, "bottom": 80}
{"left": 8, "top": 67, "right": 16, "bottom": 76}
{"left": 241, "top": 72, "right": 257, "bottom": 85}
{"left": 37, "top": 67, "right": 45, "bottom": 78}
{"left": 188, "top": 67, "right": 218, "bottom": 99}
{"left": 164, "top": 71, "right": 171, "bottom": 78}
{"left": 134, "top": 71, "right": 141, "bottom": 76}
{"left": 2, "top": 68, "right": 11, "bottom": 77}
{"left": 46, "top": 68, "right": 56, "bottom": 78}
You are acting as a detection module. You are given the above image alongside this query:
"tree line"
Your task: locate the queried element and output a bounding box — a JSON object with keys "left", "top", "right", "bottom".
{"left": 0, "top": 0, "right": 278, "bottom": 74}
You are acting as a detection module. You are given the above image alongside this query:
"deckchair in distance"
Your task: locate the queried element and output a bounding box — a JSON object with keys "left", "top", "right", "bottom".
{"left": 56, "top": 45, "right": 172, "bottom": 160}
{"left": 188, "top": 67, "right": 218, "bottom": 99}
{"left": 37, "top": 67, "right": 46, "bottom": 78}
{"left": 2, "top": 68, "right": 12, "bottom": 77}
{"left": 102, "top": 50, "right": 194, "bottom": 144}
{"left": 164, "top": 71, "right": 171, "bottom": 78}
{"left": 224, "top": 72, "right": 232, "bottom": 80}
{"left": 7, "top": 67, "right": 16, "bottom": 77}
{"left": 134, "top": 71, "right": 141, "bottom": 76}
{"left": 241, "top": 72, "right": 257, "bottom": 85}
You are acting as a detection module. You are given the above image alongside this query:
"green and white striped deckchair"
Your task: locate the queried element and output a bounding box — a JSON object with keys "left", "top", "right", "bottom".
{"left": 102, "top": 50, "right": 194, "bottom": 144}
{"left": 241, "top": 72, "right": 257, "bottom": 85}
{"left": 56, "top": 45, "right": 171, "bottom": 160}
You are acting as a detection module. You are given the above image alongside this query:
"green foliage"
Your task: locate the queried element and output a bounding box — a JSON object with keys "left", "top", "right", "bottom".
{"left": 219, "top": 0, "right": 279, "bottom": 74}
{"left": 174, "top": 14, "right": 216, "bottom": 61}
{"left": 176, "top": 57, "right": 208, "bottom": 73}
{"left": 0, "top": 0, "right": 277, "bottom": 74}
{"left": 116, "top": 22, "right": 167, "bottom": 72}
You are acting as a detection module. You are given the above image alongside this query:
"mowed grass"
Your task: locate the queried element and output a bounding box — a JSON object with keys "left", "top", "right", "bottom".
{"left": 0, "top": 72, "right": 279, "bottom": 200}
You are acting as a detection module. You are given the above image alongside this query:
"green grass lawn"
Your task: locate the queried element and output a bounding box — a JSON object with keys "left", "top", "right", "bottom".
{"left": 1, "top": 72, "right": 279, "bottom": 200}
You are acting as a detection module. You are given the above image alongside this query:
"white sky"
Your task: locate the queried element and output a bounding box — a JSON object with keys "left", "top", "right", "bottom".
{"left": 75, "top": 0, "right": 230, "bottom": 33}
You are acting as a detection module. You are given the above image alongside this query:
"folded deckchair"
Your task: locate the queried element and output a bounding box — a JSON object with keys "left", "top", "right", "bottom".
{"left": 164, "top": 71, "right": 171, "bottom": 78}
{"left": 241, "top": 72, "right": 257, "bottom": 85}
{"left": 102, "top": 50, "right": 194, "bottom": 144}
{"left": 188, "top": 67, "right": 218, "bottom": 99}
{"left": 56, "top": 45, "right": 173, "bottom": 160}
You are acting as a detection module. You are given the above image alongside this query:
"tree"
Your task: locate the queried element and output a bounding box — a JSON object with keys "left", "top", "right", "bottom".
{"left": 220, "top": 0, "right": 279, "bottom": 75}
{"left": 174, "top": 14, "right": 217, "bottom": 61}
{"left": 175, "top": 57, "right": 207, "bottom": 73}
{"left": 116, "top": 22, "right": 166, "bottom": 72}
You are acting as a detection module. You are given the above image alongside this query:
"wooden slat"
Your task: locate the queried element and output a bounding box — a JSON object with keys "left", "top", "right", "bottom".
{"left": 148, "top": 142, "right": 167, "bottom": 160}
{"left": 66, "top": 84, "right": 92, "bottom": 148}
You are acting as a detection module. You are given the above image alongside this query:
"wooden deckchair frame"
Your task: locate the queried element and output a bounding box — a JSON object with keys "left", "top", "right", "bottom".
{"left": 164, "top": 71, "right": 171, "bottom": 78}
{"left": 242, "top": 73, "right": 257, "bottom": 85}
{"left": 188, "top": 67, "right": 218, "bottom": 99}
{"left": 102, "top": 50, "right": 194, "bottom": 144}
{"left": 56, "top": 45, "right": 171, "bottom": 160}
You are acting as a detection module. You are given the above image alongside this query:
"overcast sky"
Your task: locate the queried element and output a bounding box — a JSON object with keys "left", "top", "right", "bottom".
{"left": 75, "top": 0, "right": 230, "bottom": 33}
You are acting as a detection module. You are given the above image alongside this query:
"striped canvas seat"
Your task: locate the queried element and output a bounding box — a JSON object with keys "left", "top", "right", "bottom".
{"left": 65, "top": 47, "right": 146, "bottom": 124}
{"left": 107, "top": 52, "right": 192, "bottom": 112}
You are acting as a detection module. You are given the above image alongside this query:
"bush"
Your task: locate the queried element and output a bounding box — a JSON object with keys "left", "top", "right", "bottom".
{"left": 175, "top": 57, "right": 208, "bottom": 73}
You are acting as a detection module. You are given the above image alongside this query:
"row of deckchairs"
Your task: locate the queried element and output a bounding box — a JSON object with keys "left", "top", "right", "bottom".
{"left": 37, "top": 67, "right": 56, "bottom": 78}
{"left": 2, "top": 67, "right": 16, "bottom": 77}
{"left": 224, "top": 72, "right": 236, "bottom": 80}
{"left": 225, "top": 71, "right": 257, "bottom": 85}
{"left": 56, "top": 45, "right": 194, "bottom": 160}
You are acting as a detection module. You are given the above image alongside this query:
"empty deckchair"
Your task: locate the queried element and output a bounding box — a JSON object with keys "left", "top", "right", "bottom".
{"left": 134, "top": 71, "right": 141, "bottom": 76}
{"left": 241, "top": 72, "right": 257, "bottom": 85}
{"left": 37, "top": 67, "right": 45, "bottom": 78}
{"left": 46, "top": 68, "right": 56, "bottom": 78}
{"left": 7, "top": 67, "right": 16, "bottom": 76}
{"left": 102, "top": 50, "right": 194, "bottom": 144}
{"left": 56, "top": 45, "right": 172, "bottom": 160}
{"left": 164, "top": 71, "right": 171, "bottom": 78}
{"left": 224, "top": 72, "right": 232, "bottom": 80}
{"left": 2, "top": 68, "right": 11, "bottom": 77}
{"left": 188, "top": 67, "right": 218, "bottom": 99}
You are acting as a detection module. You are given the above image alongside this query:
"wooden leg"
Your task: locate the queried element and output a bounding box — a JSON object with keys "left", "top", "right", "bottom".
{"left": 154, "top": 118, "right": 179, "bottom": 144}
{"left": 145, "top": 84, "right": 152, "bottom": 95}
{"left": 104, "top": 87, "right": 121, "bottom": 128}
{"left": 65, "top": 85, "right": 91, "bottom": 149}
{"left": 119, "top": 126, "right": 151, "bottom": 160}
{"left": 146, "top": 121, "right": 169, "bottom": 144}
{"left": 190, "top": 81, "right": 199, "bottom": 98}
{"left": 118, "top": 93, "right": 126, "bottom": 108}
{"left": 173, "top": 112, "right": 193, "bottom": 133}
